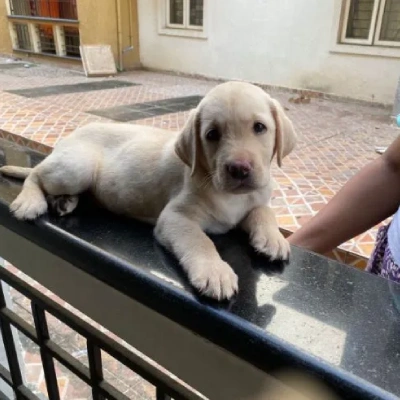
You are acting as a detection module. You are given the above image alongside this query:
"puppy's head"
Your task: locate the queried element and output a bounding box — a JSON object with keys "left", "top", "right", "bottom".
{"left": 175, "top": 81, "right": 296, "bottom": 193}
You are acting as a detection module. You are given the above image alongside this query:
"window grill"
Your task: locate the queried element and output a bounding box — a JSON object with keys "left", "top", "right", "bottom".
{"left": 64, "top": 26, "right": 80, "bottom": 58}
{"left": 0, "top": 267, "right": 197, "bottom": 400}
{"left": 14, "top": 23, "right": 31, "bottom": 51}
{"left": 38, "top": 24, "right": 56, "bottom": 55}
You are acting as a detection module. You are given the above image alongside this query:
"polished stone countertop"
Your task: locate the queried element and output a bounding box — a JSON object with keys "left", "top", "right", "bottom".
{"left": 0, "top": 138, "right": 399, "bottom": 399}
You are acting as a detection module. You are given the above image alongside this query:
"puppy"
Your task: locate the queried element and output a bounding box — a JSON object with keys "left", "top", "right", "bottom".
{"left": 0, "top": 82, "right": 296, "bottom": 300}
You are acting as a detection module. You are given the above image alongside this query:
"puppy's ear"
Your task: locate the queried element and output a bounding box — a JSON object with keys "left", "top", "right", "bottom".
{"left": 270, "top": 99, "right": 297, "bottom": 167}
{"left": 175, "top": 108, "right": 205, "bottom": 176}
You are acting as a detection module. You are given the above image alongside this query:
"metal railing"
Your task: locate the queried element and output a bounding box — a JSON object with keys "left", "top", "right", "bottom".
{"left": 9, "top": 0, "right": 78, "bottom": 21}
{"left": 0, "top": 266, "right": 201, "bottom": 400}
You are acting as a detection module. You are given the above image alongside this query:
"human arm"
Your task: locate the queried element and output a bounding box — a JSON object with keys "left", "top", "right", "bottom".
{"left": 288, "top": 136, "right": 400, "bottom": 254}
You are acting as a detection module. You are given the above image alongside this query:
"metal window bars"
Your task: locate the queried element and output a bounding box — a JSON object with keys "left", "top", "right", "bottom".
{"left": 14, "top": 23, "right": 32, "bottom": 51}
{"left": 37, "top": 24, "right": 56, "bottom": 55}
{"left": 0, "top": 266, "right": 200, "bottom": 400}
{"left": 64, "top": 27, "right": 80, "bottom": 58}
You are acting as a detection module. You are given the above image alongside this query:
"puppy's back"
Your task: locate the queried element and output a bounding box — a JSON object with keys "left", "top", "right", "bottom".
{"left": 62, "top": 122, "right": 175, "bottom": 150}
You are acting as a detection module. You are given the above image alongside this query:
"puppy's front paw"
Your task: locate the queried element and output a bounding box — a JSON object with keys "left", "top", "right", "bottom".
{"left": 189, "top": 260, "right": 238, "bottom": 300}
{"left": 10, "top": 194, "right": 48, "bottom": 220}
{"left": 252, "top": 229, "right": 290, "bottom": 261}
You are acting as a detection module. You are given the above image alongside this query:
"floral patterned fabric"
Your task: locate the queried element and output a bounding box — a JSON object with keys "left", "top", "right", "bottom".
{"left": 366, "top": 224, "right": 400, "bottom": 282}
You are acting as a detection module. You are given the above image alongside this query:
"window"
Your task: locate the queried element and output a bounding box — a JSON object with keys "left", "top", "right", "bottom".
{"left": 9, "top": 0, "right": 78, "bottom": 20}
{"left": 38, "top": 24, "right": 56, "bottom": 55}
{"left": 64, "top": 27, "right": 80, "bottom": 58}
{"left": 14, "top": 23, "right": 31, "bottom": 51}
{"left": 341, "top": 0, "right": 400, "bottom": 46}
{"left": 167, "top": 0, "right": 204, "bottom": 29}
{"left": 7, "top": 0, "right": 81, "bottom": 59}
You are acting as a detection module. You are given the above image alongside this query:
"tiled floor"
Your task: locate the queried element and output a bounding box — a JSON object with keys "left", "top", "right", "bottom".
{"left": 0, "top": 56, "right": 398, "bottom": 398}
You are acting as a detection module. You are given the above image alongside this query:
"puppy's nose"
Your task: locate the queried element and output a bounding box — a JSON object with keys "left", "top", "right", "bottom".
{"left": 226, "top": 161, "right": 252, "bottom": 180}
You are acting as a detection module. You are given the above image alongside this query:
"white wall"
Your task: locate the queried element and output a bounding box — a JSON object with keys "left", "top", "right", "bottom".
{"left": 138, "top": 0, "right": 400, "bottom": 104}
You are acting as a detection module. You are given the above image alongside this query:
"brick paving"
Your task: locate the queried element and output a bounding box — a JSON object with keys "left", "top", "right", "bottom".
{"left": 0, "top": 57, "right": 399, "bottom": 398}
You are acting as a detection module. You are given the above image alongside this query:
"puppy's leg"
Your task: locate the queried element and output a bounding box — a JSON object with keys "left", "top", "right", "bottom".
{"left": 241, "top": 206, "right": 290, "bottom": 260}
{"left": 10, "top": 149, "right": 96, "bottom": 220}
{"left": 10, "top": 171, "right": 48, "bottom": 220}
{"left": 155, "top": 208, "right": 238, "bottom": 300}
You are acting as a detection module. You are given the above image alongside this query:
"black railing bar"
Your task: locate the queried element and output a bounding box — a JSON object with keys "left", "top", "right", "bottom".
{"left": 90, "top": 335, "right": 197, "bottom": 400}
{"left": 157, "top": 388, "right": 173, "bottom": 400}
{"left": 31, "top": 303, "right": 60, "bottom": 400}
{"left": 0, "top": 268, "right": 103, "bottom": 344}
{"left": 98, "top": 381, "right": 132, "bottom": 400}
{"left": 46, "top": 340, "right": 91, "bottom": 385}
{"left": 0, "top": 269, "right": 203, "bottom": 400}
{"left": 0, "top": 364, "right": 13, "bottom": 387}
{"left": 0, "top": 311, "right": 44, "bottom": 399}
{"left": 46, "top": 342, "right": 133, "bottom": 400}
{"left": 1, "top": 308, "right": 37, "bottom": 343}
{"left": 0, "top": 311, "right": 91, "bottom": 398}
{"left": 8, "top": 15, "right": 78, "bottom": 24}
{"left": 0, "top": 282, "right": 24, "bottom": 391}
{"left": 16, "top": 385, "right": 42, "bottom": 400}
{"left": 0, "top": 314, "right": 169, "bottom": 400}
{"left": 87, "top": 340, "right": 105, "bottom": 400}
{"left": 0, "top": 388, "right": 10, "bottom": 400}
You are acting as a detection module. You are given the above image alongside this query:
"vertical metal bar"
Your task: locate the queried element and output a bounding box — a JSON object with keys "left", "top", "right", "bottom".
{"left": 31, "top": 303, "right": 60, "bottom": 400}
{"left": 156, "top": 388, "right": 172, "bottom": 400}
{"left": 33, "top": 0, "right": 38, "bottom": 16}
{"left": 0, "top": 282, "right": 23, "bottom": 399}
{"left": 87, "top": 340, "right": 105, "bottom": 400}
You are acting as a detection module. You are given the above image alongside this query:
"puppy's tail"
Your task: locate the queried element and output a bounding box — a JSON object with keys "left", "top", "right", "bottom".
{"left": 0, "top": 166, "right": 32, "bottom": 180}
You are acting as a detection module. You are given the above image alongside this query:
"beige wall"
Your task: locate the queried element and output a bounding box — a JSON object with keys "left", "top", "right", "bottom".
{"left": 77, "top": 0, "right": 140, "bottom": 70}
{"left": 138, "top": 0, "right": 400, "bottom": 104}
{"left": 0, "top": 0, "right": 12, "bottom": 55}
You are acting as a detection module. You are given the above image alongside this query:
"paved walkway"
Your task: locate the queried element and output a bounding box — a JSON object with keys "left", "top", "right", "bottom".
{"left": 0, "top": 57, "right": 398, "bottom": 398}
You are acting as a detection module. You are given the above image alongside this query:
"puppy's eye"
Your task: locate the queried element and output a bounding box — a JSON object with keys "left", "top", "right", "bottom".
{"left": 253, "top": 122, "right": 267, "bottom": 135}
{"left": 206, "top": 128, "right": 221, "bottom": 142}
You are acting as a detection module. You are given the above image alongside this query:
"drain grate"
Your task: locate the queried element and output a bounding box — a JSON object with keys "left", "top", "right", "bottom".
{"left": 0, "top": 63, "right": 27, "bottom": 70}
{"left": 7, "top": 80, "right": 139, "bottom": 98}
{"left": 88, "top": 95, "right": 203, "bottom": 122}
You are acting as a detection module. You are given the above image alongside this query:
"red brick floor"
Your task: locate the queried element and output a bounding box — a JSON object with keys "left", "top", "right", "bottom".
{"left": 0, "top": 57, "right": 398, "bottom": 398}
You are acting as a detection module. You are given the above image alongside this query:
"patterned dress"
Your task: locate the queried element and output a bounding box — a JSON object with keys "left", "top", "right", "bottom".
{"left": 366, "top": 224, "right": 400, "bottom": 282}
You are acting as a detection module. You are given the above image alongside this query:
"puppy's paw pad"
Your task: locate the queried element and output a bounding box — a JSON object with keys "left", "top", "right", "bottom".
{"left": 190, "top": 261, "right": 238, "bottom": 300}
{"left": 253, "top": 231, "right": 290, "bottom": 261}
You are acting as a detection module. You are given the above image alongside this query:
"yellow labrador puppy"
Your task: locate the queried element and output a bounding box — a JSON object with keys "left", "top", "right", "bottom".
{"left": 0, "top": 82, "right": 296, "bottom": 300}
